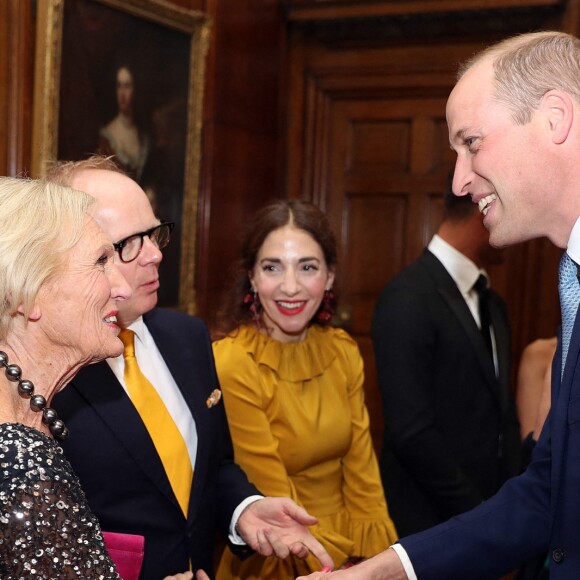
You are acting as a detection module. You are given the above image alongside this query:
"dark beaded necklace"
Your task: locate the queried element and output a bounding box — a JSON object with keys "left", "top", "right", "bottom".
{"left": 0, "top": 350, "right": 69, "bottom": 440}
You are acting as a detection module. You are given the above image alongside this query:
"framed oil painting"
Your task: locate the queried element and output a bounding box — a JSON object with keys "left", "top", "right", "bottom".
{"left": 32, "top": 0, "right": 210, "bottom": 314}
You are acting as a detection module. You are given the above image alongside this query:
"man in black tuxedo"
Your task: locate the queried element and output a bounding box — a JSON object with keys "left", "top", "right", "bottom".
{"left": 51, "top": 157, "right": 332, "bottom": 579}
{"left": 372, "top": 176, "right": 522, "bottom": 537}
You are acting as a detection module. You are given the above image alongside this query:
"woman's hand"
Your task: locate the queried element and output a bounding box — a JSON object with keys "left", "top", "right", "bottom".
{"left": 296, "top": 548, "right": 407, "bottom": 579}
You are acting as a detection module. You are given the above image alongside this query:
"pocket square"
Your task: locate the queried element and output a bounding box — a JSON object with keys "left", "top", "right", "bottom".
{"left": 206, "top": 388, "right": 222, "bottom": 408}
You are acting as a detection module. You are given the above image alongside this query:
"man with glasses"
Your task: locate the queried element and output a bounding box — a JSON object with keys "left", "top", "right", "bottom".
{"left": 49, "top": 156, "right": 332, "bottom": 580}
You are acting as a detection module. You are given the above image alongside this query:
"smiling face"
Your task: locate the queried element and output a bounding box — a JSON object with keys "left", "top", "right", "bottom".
{"left": 69, "top": 169, "right": 162, "bottom": 327}
{"left": 250, "top": 225, "right": 335, "bottom": 343}
{"left": 35, "top": 216, "right": 131, "bottom": 364}
{"left": 447, "top": 58, "right": 554, "bottom": 248}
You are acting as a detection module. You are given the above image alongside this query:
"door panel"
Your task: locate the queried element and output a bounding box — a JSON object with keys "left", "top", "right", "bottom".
{"left": 324, "top": 97, "right": 452, "bottom": 449}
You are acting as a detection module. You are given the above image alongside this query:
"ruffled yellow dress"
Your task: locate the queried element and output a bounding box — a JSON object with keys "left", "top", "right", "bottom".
{"left": 213, "top": 324, "right": 397, "bottom": 579}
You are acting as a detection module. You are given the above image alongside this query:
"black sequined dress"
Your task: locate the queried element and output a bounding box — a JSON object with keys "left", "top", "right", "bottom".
{"left": 0, "top": 423, "right": 119, "bottom": 579}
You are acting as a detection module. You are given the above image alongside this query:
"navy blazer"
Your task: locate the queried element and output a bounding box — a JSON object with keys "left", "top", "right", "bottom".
{"left": 398, "top": 309, "right": 580, "bottom": 578}
{"left": 54, "top": 308, "right": 259, "bottom": 580}
{"left": 372, "top": 249, "right": 522, "bottom": 536}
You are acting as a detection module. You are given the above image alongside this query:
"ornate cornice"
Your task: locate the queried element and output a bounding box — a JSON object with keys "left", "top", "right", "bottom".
{"left": 287, "top": 4, "right": 566, "bottom": 46}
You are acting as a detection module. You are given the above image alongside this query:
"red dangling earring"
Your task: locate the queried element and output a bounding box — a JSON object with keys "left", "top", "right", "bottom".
{"left": 243, "top": 289, "right": 261, "bottom": 323}
{"left": 316, "top": 289, "right": 335, "bottom": 323}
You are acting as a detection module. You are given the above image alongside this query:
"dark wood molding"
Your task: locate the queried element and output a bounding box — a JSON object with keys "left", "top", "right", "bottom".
{"left": 285, "top": 4, "right": 566, "bottom": 46}
{"left": 283, "top": 0, "right": 565, "bottom": 21}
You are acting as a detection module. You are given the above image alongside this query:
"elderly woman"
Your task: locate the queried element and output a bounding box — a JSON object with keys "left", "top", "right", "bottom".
{"left": 0, "top": 176, "right": 132, "bottom": 578}
{"left": 213, "top": 200, "right": 397, "bottom": 578}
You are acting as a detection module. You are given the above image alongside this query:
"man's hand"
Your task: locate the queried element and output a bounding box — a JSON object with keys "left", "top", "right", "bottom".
{"left": 296, "top": 547, "right": 408, "bottom": 579}
{"left": 237, "top": 497, "right": 333, "bottom": 569}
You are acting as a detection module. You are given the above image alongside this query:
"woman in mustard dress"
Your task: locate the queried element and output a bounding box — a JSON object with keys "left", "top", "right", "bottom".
{"left": 212, "top": 200, "right": 397, "bottom": 578}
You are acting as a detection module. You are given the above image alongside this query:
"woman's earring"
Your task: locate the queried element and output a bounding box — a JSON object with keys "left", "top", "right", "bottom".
{"left": 316, "top": 288, "right": 335, "bottom": 323}
{"left": 243, "top": 289, "right": 261, "bottom": 323}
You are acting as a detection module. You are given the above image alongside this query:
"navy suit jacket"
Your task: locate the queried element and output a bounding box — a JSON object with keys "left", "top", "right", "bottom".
{"left": 53, "top": 308, "right": 259, "bottom": 579}
{"left": 399, "top": 310, "right": 580, "bottom": 578}
{"left": 372, "top": 250, "right": 522, "bottom": 536}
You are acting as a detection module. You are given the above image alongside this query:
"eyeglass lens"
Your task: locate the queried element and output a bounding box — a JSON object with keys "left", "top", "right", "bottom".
{"left": 120, "top": 223, "right": 173, "bottom": 262}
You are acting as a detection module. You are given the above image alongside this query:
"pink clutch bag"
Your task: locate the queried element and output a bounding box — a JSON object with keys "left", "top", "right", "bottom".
{"left": 102, "top": 531, "right": 145, "bottom": 580}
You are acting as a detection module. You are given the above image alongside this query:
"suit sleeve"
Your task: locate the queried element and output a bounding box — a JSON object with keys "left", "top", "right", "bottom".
{"left": 400, "top": 408, "right": 552, "bottom": 578}
{"left": 372, "top": 285, "right": 484, "bottom": 519}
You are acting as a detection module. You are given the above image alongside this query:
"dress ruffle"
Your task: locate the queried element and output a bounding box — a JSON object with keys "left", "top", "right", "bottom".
{"left": 230, "top": 324, "right": 342, "bottom": 382}
{"left": 316, "top": 506, "right": 398, "bottom": 563}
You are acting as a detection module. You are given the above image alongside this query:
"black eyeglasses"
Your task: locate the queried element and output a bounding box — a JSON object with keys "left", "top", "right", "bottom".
{"left": 113, "top": 222, "right": 175, "bottom": 263}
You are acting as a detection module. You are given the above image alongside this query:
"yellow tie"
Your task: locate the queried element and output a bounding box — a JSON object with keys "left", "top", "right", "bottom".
{"left": 119, "top": 329, "right": 192, "bottom": 516}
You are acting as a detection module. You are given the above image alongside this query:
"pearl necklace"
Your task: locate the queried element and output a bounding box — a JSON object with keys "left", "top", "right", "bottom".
{"left": 0, "top": 350, "right": 68, "bottom": 440}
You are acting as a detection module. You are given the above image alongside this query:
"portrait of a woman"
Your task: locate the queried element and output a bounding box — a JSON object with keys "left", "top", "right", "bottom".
{"left": 98, "top": 64, "right": 150, "bottom": 183}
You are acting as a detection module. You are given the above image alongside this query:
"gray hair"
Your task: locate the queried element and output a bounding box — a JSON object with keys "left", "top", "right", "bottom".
{"left": 0, "top": 177, "right": 94, "bottom": 339}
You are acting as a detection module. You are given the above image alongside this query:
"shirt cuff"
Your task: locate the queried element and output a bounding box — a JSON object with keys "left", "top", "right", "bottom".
{"left": 228, "top": 495, "right": 265, "bottom": 545}
{"left": 390, "top": 543, "right": 417, "bottom": 580}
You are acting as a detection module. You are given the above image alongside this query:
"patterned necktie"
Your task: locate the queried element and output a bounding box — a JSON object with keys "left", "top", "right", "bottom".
{"left": 119, "top": 329, "right": 192, "bottom": 516}
{"left": 559, "top": 252, "right": 580, "bottom": 375}
{"left": 473, "top": 273, "right": 493, "bottom": 356}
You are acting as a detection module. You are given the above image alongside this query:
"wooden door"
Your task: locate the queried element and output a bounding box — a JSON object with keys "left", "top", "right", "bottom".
{"left": 323, "top": 97, "right": 454, "bottom": 448}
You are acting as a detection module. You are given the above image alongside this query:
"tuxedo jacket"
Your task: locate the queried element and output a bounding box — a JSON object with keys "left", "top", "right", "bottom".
{"left": 53, "top": 309, "right": 259, "bottom": 580}
{"left": 372, "top": 249, "right": 522, "bottom": 537}
{"left": 400, "top": 316, "right": 580, "bottom": 579}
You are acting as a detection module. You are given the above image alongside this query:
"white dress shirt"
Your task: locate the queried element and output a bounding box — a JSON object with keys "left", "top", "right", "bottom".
{"left": 566, "top": 216, "right": 580, "bottom": 263}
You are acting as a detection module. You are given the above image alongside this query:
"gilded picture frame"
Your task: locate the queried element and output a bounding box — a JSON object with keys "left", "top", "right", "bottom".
{"left": 32, "top": 0, "right": 211, "bottom": 314}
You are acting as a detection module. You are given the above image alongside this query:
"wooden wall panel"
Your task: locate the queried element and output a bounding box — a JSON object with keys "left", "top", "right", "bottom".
{"left": 0, "top": 3, "right": 9, "bottom": 174}
{"left": 0, "top": 1, "right": 33, "bottom": 176}
{"left": 348, "top": 121, "right": 410, "bottom": 172}
{"left": 343, "top": 194, "right": 407, "bottom": 334}
{"left": 195, "top": 0, "right": 285, "bottom": 322}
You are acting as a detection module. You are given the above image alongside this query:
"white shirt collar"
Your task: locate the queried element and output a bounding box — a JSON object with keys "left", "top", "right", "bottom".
{"left": 111, "top": 316, "right": 148, "bottom": 360}
{"left": 567, "top": 216, "right": 580, "bottom": 264}
{"left": 126, "top": 317, "right": 147, "bottom": 344}
{"left": 428, "top": 234, "right": 487, "bottom": 293}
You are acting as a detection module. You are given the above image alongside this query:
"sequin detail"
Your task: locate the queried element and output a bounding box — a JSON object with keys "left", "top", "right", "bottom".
{"left": 0, "top": 423, "right": 119, "bottom": 578}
